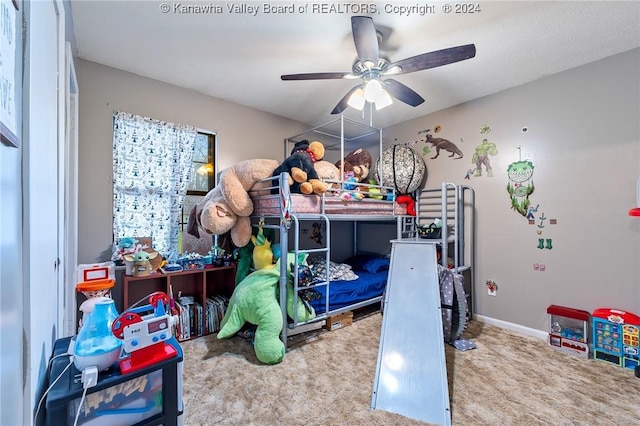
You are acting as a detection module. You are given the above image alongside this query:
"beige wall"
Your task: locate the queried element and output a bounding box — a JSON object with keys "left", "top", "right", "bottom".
{"left": 384, "top": 48, "right": 640, "bottom": 331}
{"left": 76, "top": 59, "right": 308, "bottom": 264}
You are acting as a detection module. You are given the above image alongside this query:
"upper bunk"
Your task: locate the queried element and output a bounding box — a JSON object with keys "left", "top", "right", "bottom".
{"left": 248, "top": 116, "right": 409, "bottom": 223}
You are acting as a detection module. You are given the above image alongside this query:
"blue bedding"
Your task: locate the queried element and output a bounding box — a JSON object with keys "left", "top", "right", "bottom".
{"left": 309, "top": 269, "right": 388, "bottom": 314}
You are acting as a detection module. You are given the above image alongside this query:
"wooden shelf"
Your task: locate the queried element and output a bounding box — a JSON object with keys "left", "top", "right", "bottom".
{"left": 123, "top": 265, "right": 236, "bottom": 341}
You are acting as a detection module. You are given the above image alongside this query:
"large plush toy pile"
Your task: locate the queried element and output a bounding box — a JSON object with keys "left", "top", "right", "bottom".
{"left": 186, "top": 155, "right": 330, "bottom": 364}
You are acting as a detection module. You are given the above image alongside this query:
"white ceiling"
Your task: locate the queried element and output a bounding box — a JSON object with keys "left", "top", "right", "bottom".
{"left": 69, "top": 1, "right": 640, "bottom": 129}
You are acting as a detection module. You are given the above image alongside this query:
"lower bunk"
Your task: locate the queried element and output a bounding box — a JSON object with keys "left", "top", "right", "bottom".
{"left": 286, "top": 252, "right": 470, "bottom": 347}
{"left": 303, "top": 254, "right": 390, "bottom": 315}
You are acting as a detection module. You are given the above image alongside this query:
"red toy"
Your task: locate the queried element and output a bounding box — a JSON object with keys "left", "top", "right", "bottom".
{"left": 547, "top": 305, "right": 590, "bottom": 359}
{"left": 112, "top": 292, "right": 178, "bottom": 374}
{"left": 396, "top": 194, "right": 416, "bottom": 216}
{"left": 592, "top": 308, "right": 640, "bottom": 370}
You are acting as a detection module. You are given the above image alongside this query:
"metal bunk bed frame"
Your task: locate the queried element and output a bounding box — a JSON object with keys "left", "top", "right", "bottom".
{"left": 414, "top": 182, "right": 476, "bottom": 315}
{"left": 261, "top": 116, "right": 412, "bottom": 348}
{"left": 254, "top": 172, "right": 410, "bottom": 349}
{"left": 253, "top": 117, "right": 476, "bottom": 349}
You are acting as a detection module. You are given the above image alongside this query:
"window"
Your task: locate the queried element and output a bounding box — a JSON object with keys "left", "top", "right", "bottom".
{"left": 112, "top": 112, "right": 201, "bottom": 260}
{"left": 180, "top": 132, "right": 215, "bottom": 233}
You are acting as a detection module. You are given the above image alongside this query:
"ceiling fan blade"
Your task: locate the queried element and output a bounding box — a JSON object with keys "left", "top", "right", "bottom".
{"left": 331, "top": 85, "right": 360, "bottom": 115}
{"left": 383, "top": 79, "right": 425, "bottom": 107}
{"left": 351, "top": 16, "right": 379, "bottom": 64}
{"left": 385, "top": 44, "right": 476, "bottom": 75}
{"left": 281, "top": 72, "right": 353, "bottom": 81}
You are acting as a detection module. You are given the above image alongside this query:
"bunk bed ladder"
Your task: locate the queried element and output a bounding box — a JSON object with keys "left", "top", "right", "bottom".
{"left": 371, "top": 240, "right": 451, "bottom": 425}
{"left": 279, "top": 213, "right": 331, "bottom": 346}
{"left": 397, "top": 214, "right": 416, "bottom": 239}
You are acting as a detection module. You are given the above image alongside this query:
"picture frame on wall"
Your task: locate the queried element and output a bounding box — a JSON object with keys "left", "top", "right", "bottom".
{"left": 0, "top": 0, "right": 22, "bottom": 148}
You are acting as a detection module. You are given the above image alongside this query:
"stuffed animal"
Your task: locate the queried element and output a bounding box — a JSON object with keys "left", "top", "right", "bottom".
{"left": 217, "top": 260, "right": 285, "bottom": 364}
{"left": 217, "top": 253, "right": 316, "bottom": 364}
{"left": 336, "top": 148, "right": 373, "bottom": 183}
{"left": 339, "top": 172, "right": 364, "bottom": 200}
{"left": 272, "top": 140, "right": 327, "bottom": 195}
{"left": 187, "top": 159, "right": 279, "bottom": 248}
{"left": 362, "top": 179, "right": 384, "bottom": 200}
{"left": 313, "top": 160, "right": 341, "bottom": 194}
{"left": 124, "top": 251, "right": 159, "bottom": 277}
{"left": 397, "top": 194, "right": 416, "bottom": 216}
{"left": 251, "top": 228, "right": 275, "bottom": 271}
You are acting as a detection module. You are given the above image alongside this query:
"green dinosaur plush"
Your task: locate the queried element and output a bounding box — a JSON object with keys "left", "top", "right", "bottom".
{"left": 217, "top": 264, "right": 284, "bottom": 364}
{"left": 217, "top": 254, "right": 316, "bottom": 364}
{"left": 235, "top": 227, "right": 276, "bottom": 285}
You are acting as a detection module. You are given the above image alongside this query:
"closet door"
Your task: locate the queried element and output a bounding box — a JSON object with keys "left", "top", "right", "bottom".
{"left": 22, "top": 0, "right": 66, "bottom": 421}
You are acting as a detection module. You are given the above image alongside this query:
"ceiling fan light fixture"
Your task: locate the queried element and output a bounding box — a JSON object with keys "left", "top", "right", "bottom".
{"left": 347, "top": 87, "right": 366, "bottom": 110}
{"left": 364, "top": 79, "right": 384, "bottom": 102}
{"left": 281, "top": 16, "right": 477, "bottom": 115}
{"left": 375, "top": 89, "right": 393, "bottom": 110}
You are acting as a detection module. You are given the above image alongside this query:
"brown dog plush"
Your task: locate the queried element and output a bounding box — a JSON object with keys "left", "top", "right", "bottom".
{"left": 187, "top": 159, "right": 279, "bottom": 247}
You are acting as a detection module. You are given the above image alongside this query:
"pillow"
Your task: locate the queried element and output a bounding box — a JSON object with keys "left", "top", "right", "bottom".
{"left": 345, "top": 254, "right": 390, "bottom": 274}
{"left": 308, "top": 257, "right": 359, "bottom": 281}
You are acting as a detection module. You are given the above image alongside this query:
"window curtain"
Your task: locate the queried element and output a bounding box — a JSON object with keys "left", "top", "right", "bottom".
{"left": 113, "top": 112, "right": 198, "bottom": 260}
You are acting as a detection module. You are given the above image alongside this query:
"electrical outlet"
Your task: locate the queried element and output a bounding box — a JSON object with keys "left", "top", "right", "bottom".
{"left": 82, "top": 366, "right": 99, "bottom": 389}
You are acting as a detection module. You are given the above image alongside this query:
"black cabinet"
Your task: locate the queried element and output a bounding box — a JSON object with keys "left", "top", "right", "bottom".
{"left": 45, "top": 336, "right": 183, "bottom": 426}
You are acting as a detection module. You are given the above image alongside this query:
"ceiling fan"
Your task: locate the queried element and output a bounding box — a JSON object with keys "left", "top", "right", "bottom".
{"left": 281, "top": 16, "right": 476, "bottom": 114}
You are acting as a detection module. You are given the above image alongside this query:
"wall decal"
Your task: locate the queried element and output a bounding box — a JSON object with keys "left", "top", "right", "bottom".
{"left": 472, "top": 125, "right": 498, "bottom": 176}
{"left": 397, "top": 125, "right": 465, "bottom": 161}
{"left": 486, "top": 280, "right": 498, "bottom": 296}
{"left": 506, "top": 158, "right": 535, "bottom": 216}
{"left": 526, "top": 204, "right": 540, "bottom": 220}
{"left": 309, "top": 222, "right": 324, "bottom": 245}
{"left": 464, "top": 168, "right": 476, "bottom": 180}
{"left": 419, "top": 129, "right": 463, "bottom": 159}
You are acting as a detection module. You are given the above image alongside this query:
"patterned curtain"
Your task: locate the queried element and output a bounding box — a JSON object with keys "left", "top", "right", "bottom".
{"left": 113, "top": 112, "right": 198, "bottom": 260}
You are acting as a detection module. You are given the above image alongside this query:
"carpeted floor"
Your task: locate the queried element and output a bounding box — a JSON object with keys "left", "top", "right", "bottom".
{"left": 180, "top": 312, "right": 640, "bottom": 425}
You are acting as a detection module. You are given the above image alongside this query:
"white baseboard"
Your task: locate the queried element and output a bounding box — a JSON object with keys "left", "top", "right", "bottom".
{"left": 473, "top": 314, "right": 548, "bottom": 341}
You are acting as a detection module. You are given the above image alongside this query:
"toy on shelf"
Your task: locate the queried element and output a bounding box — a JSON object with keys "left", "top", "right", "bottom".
{"left": 112, "top": 292, "right": 178, "bottom": 375}
{"left": 124, "top": 250, "right": 160, "bottom": 277}
{"left": 592, "top": 308, "right": 640, "bottom": 370}
{"left": 547, "top": 305, "right": 590, "bottom": 359}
